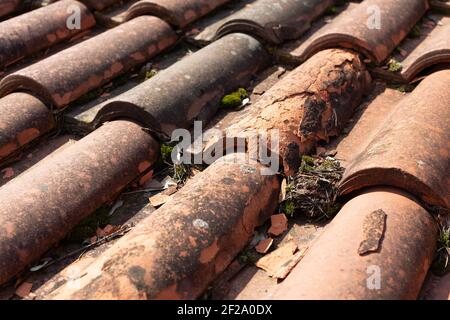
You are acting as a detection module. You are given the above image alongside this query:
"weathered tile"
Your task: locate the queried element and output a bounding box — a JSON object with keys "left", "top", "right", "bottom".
{"left": 204, "top": 49, "right": 370, "bottom": 175}
{"left": 46, "top": 154, "right": 280, "bottom": 300}
{"left": 0, "top": 0, "right": 96, "bottom": 68}
{"left": 0, "top": 93, "right": 54, "bottom": 163}
{"left": 285, "top": 0, "right": 429, "bottom": 64}
{"left": 0, "top": 0, "right": 22, "bottom": 18}
{"left": 125, "top": 0, "right": 232, "bottom": 28}
{"left": 194, "top": 0, "right": 334, "bottom": 45}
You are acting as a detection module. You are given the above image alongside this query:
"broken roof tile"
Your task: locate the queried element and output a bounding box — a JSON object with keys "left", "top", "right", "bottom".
{"left": 0, "top": 16, "right": 177, "bottom": 108}
{"left": 0, "top": 120, "right": 159, "bottom": 285}
{"left": 0, "top": 0, "right": 96, "bottom": 69}
{"left": 340, "top": 70, "right": 450, "bottom": 208}
{"left": 125, "top": 0, "right": 231, "bottom": 28}
{"left": 272, "top": 188, "right": 437, "bottom": 299}
{"left": 286, "top": 0, "right": 429, "bottom": 64}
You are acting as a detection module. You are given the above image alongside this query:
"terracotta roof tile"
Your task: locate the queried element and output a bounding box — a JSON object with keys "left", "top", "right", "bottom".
{"left": 0, "top": 0, "right": 22, "bottom": 18}
{"left": 46, "top": 154, "right": 280, "bottom": 299}
{"left": 125, "top": 0, "right": 231, "bottom": 27}
{"left": 0, "top": 16, "right": 176, "bottom": 108}
{"left": 0, "top": 120, "right": 158, "bottom": 285}
{"left": 0, "top": 0, "right": 448, "bottom": 300}
{"left": 74, "top": 33, "right": 269, "bottom": 139}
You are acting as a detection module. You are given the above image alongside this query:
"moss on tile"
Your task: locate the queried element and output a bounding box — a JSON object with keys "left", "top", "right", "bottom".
{"left": 221, "top": 88, "right": 248, "bottom": 108}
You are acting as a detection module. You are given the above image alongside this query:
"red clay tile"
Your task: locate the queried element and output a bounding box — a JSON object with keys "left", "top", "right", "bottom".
{"left": 288, "top": 0, "right": 429, "bottom": 64}
{"left": 214, "top": 0, "right": 334, "bottom": 44}
{"left": 125, "top": 0, "right": 231, "bottom": 28}
{"left": 0, "top": 0, "right": 95, "bottom": 69}
{"left": 268, "top": 214, "right": 288, "bottom": 237}
{"left": 82, "top": 0, "right": 126, "bottom": 11}
{"left": 0, "top": 16, "right": 176, "bottom": 108}
{"left": 91, "top": 33, "right": 269, "bottom": 139}
{"left": 45, "top": 154, "right": 280, "bottom": 300}
{"left": 0, "top": 93, "right": 54, "bottom": 163}
{"left": 210, "top": 49, "right": 370, "bottom": 175}
{"left": 271, "top": 188, "right": 437, "bottom": 299}
{"left": 0, "top": 0, "right": 21, "bottom": 18}
{"left": 255, "top": 238, "right": 273, "bottom": 254}
{"left": 0, "top": 120, "right": 159, "bottom": 285}
{"left": 340, "top": 70, "right": 450, "bottom": 208}
{"left": 430, "top": 0, "right": 450, "bottom": 14}
{"left": 400, "top": 18, "right": 450, "bottom": 82}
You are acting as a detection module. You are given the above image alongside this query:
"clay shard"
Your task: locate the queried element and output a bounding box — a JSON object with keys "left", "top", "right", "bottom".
{"left": 0, "top": 0, "right": 96, "bottom": 68}
{"left": 358, "top": 209, "right": 387, "bottom": 255}
{"left": 82, "top": 0, "right": 124, "bottom": 11}
{"left": 256, "top": 240, "right": 306, "bottom": 279}
{"left": 125, "top": 0, "right": 231, "bottom": 28}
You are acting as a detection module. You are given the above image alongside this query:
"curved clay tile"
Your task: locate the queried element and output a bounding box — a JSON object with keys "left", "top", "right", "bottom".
{"left": 0, "top": 16, "right": 177, "bottom": 108}
{"left": 340, "top": 70, "right": 450, "bottom": 208}
{"left": 214, "top": 0, "right": 334, "bottom": 44}
{"left": 209, "top": 49, "right": 371, "bottom": 176}
{"left": 45, "top": 154, "right": 281, "bottom": 300}
{"left": 0, "top": 0, "right": 21, "bottom": 18}
{"left": 289, "top": 0, "right": 429, "bottom": 64}
{"left": 92, "top": 33, "right": 270, "bottom": 140}
{"left": 0, "top": 0, "right": 96, "bottom": 69}
{"left": 0, "top": 93, "right": 54, "bottom": 162}
{"left": 81, "top": 0, "right": 124, "bottom": 11}
{"left": 272, "top": 188, "right": 437, "bottom": 299}
{"left": 400, "top": 21, "right": 450, "bottom": 82}
{"left": 0, "top": 120, "right": 159, "bottom": 286}
{"left": 125, "top": 0, "right": 231, "bottom": 28}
